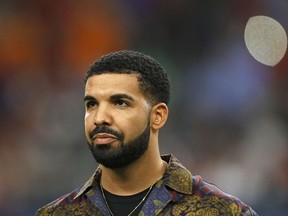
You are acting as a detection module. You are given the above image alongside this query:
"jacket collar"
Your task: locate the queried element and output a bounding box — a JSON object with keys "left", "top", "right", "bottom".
{"left": 74, "top": 154, "right": 193, "bottom": 199}
{"left": 161, "top": 154, "right": 193, "bottom": 195}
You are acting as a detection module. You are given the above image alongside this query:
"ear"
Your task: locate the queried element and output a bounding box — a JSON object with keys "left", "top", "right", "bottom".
{"left": 150, "top": 103, "right": 169, "bottom": 130}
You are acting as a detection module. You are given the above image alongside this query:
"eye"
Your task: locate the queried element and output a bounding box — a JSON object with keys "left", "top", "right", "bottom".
{"left": 114, "top": 99, "right": 128, "bottom": 107}
{"left": 86, "top": 101, "right": 97, "bottom": 109}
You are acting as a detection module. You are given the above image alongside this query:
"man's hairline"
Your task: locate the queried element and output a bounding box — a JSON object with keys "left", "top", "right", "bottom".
{"left": 85, "top": 72, "right": 158, "bottom": 106}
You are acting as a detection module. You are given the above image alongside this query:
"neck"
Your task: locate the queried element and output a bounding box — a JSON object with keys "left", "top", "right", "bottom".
{"left": 100, "top": 140, "right": 166, "bottom": 195}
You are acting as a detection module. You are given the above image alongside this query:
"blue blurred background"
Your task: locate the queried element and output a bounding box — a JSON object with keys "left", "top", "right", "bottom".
{"left": 1, "top": 0, "right": 288, "bottom": 215}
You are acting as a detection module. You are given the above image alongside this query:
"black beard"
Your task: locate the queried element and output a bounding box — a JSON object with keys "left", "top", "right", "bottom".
{"left": 87, "top": 124, "right": 150, "bottom": 169}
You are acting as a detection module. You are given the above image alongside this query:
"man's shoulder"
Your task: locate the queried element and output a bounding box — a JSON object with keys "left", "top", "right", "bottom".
{"left": 162, "top": 154, "right": 258, "bottom": 215}
{"left": 35, "top": 195, "right": 102, "bottom": 216}
{"left": 35, "top": 189, "right": 104, "bottom": 216}
{"left": 189, "top": 174, "right": 258, "bottom": 215}
{"left": 35, "top": 190, "right": 79, "bottom": 216}
{"left": 35, "top": 169, "right": 101, "bottom": 216}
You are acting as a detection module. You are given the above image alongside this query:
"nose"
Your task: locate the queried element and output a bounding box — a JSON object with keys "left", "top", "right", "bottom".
{"left": 93, "top": 104, "right": 112, "bottom": 126}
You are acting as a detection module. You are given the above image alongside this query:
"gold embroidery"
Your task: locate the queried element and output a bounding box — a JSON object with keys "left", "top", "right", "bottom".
{"left": 86, "top": 189, "right": 94, "bottom": 197}
{"left": 153, "top": 199, "right": 165, "bottom": 207}
{"left": 160, "top": 195, "right": 242, "bottom": 216}
{"left": 36, "top": 202, "right": 104, "bottom": 216}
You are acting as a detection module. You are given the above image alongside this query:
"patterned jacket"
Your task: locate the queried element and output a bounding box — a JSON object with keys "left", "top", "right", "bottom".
{"left": 35, "top": 154, "right": 258, "bottom": 215}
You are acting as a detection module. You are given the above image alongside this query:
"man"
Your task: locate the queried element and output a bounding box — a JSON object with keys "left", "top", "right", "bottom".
{"left": 35, "top": 50, "right": 258, "bottom": 216}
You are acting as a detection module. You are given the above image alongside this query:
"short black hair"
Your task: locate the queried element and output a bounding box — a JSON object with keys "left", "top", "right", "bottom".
{"left": 84, "top": 50, "right": 170, "bottom": 105}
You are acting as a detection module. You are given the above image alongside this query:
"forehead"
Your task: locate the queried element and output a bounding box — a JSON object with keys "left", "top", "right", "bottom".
{"left": 85, "top": 73, "right": 142, "bottom": 97}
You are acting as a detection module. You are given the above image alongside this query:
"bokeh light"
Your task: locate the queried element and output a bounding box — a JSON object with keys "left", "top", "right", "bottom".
{"left": 244, "top": 15, "right": 287, "bottom": 66}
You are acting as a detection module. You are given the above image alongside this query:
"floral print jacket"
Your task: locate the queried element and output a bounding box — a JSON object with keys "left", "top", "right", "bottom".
{"left": 35, "top": 154, "right": 258, "bottom": 216}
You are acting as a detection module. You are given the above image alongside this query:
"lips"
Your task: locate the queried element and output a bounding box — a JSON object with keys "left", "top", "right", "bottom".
{"left": 92, "top": 133, "right": 118, "bottom": 145}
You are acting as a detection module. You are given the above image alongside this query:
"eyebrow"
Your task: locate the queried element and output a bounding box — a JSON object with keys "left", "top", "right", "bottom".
{"left": 84, "top": 94, "right": 135, "bottom": 102}
{"left": 84, "top": 95, "right": 96, "bottom": 102}
{"left": 110, "top": 94, "right": 135, "bottom": 102}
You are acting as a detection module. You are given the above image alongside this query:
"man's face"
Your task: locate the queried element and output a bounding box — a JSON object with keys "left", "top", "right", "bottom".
{"left": 84, "top": 73, "right": 151, "bottom": 168}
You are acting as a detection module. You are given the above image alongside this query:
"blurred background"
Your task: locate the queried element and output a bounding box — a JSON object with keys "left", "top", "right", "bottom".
{"left": 0, "top": 0, "right": 288, "bottom": 215}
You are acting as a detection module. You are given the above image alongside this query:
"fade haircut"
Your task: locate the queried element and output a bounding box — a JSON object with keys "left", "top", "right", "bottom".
{"left": 84, "top": 50, "right": 170, "bottom": 105}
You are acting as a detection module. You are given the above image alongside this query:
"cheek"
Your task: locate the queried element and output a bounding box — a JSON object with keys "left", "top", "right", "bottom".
{"left": 84, "top": 113, "right": 93, "bottom": 140}
{"left": 121, "top": 113, "right": 150, "bottom": 141}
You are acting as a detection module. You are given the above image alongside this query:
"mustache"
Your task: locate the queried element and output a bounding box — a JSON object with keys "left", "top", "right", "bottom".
{"left": 89, "top": 126, "right": 123, "bottom": 140}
